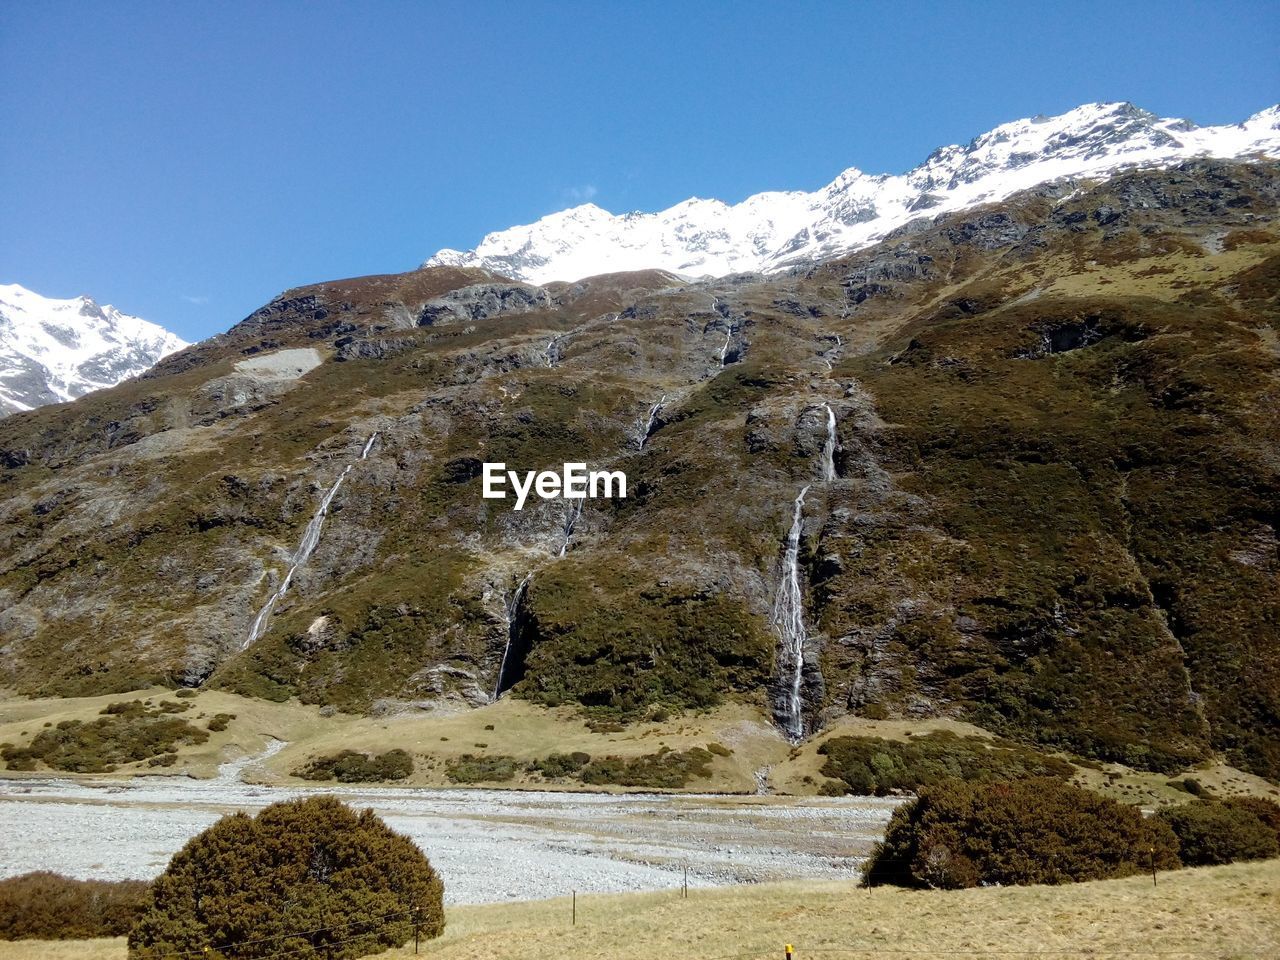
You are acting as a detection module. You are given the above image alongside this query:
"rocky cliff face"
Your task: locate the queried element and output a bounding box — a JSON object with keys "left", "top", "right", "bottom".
{"left": 2, "top": 160, "right": 1277, "bottom": 780}
{"left": 0, "top": 284, "right": 187, "bottom": 417}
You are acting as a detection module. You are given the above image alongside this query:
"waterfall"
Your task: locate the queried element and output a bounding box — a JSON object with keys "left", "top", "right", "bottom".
{"left": 710, "top": 296, "right": 734, "bottom": 367}
{"left": 557, "top": 498, "right": 584, "bottom": 557}
{"left": 240, "top": 433, "right": 377, "bottom": 651}
{"left": 719, "top": 327, "right": 733, "bottom": 366}
{"left": 820, "top": 404, "right": 837, "bottom": 482}
{"left": 493, "top": 574, "right": 533, "bottom": 701}
{"left": 544, "top": 335, "right": 563, "bottom": 367}
{"left": 772, "top": 485, "right": 810, "bottom": 741}
{"left": 636, "top": 395, "right": 666, "bottom": 450}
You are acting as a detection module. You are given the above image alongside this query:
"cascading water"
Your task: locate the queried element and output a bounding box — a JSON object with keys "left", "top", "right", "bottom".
{"left": 493, "top": 574, "right": 532, "bottom": 701}
{"left": 637, "top": 395, "right": 666, "bottom": 450}
{"left": 820, "top": 404, "right": 837, "bottom": 482}
{"left": 719, "top": 327, "right": 733, "bottom": 366}
{"left": 772, "top": 485, "right": 810, "bottom": 741}
{"left": 544, "top": 335, "right": 563, "bottom": 367}
{"left": 240, "top": 432, "right": 378, "bottom": 651}
{"left": 557, "top": 498, "right": 584, "bottom": 557}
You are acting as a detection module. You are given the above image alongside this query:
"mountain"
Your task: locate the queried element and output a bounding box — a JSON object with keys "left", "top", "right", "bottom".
{"left": 2, "top": 156, "right": 1277, "bottom": 783}
{"left": 0, "top": 284, "right": 187, "bottom": 417}
{"left": 425, "top": 102, "right": 1280, "bottom": 283}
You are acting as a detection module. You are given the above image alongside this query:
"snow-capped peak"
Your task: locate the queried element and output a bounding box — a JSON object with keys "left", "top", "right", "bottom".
{"left": 0, "top": 283, "right": 187, "bottom": 416}
{"left": 424, "top": 102, "right": 1280, "bottom": 284}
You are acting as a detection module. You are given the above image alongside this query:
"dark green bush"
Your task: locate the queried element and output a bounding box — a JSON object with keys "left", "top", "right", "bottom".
{"left": 531, "top": 752, "right": 592, "bottom": 778}
{"left": 207, "top": 713, "right": 236, "bottom": 733}
{"left": 296, "top": 749, "right": 414, "bottom": 783}
{"left": 1223, "top": 796, "right": 1280, "bottom": 839}
{"left": 578, "top": 747, "right": 714, "bottom": 788}
{"left": 0, "top": 872, "right": 150, "bottom": 940}
{"left": 864, "top": 778, "right": 1180, "bottom": 889}
{"left": 1, "top": 703, "right": 209, "bottom": 773}
{"left": 1156, "top": 800, "right": 1280, "bottom": 865}
{"left": 445, "top": 754, "right": 518, "bottom": 783}
{"left": 818, "top": 731, "right": 1074, "bottom": 796}
{"left": 128, "top": 796, "right": 443, "bottom": 960}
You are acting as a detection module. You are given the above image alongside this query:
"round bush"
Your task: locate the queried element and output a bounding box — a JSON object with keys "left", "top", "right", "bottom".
{"left": 128, "top": 796, "right": 444, "bottom": 960}
{"left": 1156, "top": 799, "right": 1280, "bottom": 866}
{"left": 864, "top": 777, "right": 1180, "bottom": 889}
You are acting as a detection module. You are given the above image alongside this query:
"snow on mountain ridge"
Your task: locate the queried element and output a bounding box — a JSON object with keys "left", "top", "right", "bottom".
{"left": 0, "top": 283, "right": 187, "bottom": 416}
{"left": 425, "top": 102, "right": 1280, "bottom": 284}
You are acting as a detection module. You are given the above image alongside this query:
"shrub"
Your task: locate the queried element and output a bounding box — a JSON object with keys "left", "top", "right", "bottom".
{"left": 128, "top": 796, "right": 444, "bottom": 960}
{"left": 207, "top": 713, "right": 235, "bottom": 733}
{"left": 864, "top": 778, "right": 1179, "bottom": 889}
{"left": 1223, "top": 796, "right": 1280, "bottom": 839}
{"left": 578, "top": 747, "right": 714, "bottom": 788}
{"left": 531, "top": 752, "right": 592, "bottom": 778}
{"left": 1, "top": 703, "right": 209, "bottom": 773}
{"left": 296, "top": 749, "right": 414, "bottom": 783}
{"left": 445, "top": 754, "right": 518, "bottom": 783}
{"left": 1156, "top": 800, "right": 1280, "bottom": 866}
{"left": 0, "top": 872, "right": 150, "bottom": 940}
{"left": 818, "top": 731, "right": 1074, "bottom": 796}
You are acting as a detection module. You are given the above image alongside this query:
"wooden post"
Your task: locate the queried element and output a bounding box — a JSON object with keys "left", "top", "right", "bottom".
{"left": 683, "top": 865, "right": 688, "bottom": 899}
{"left": 572, "top": 890, "right": 577, "bottom": 926}
{"left": 413, "top": 908, "right": 420, "bottom": 954}
{"left": 1150, "top": 846, "right": 1157, "bottom": 887}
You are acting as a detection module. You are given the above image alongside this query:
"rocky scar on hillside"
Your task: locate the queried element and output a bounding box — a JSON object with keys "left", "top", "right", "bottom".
{"left": 1, "top": 160, "right": 1277, "bottom": 780}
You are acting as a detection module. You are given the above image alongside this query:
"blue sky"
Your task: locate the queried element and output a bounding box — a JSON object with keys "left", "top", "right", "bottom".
{"left": 2, "top": 1, "right": 1277, "bottom": 342}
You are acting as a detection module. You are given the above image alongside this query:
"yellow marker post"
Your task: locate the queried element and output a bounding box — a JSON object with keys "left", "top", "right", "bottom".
{"left": 785, "top": 946, "right": 794, "bottom": 958}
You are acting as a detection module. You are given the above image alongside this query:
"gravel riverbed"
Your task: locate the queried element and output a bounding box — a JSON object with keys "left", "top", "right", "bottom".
{"left": 0, "top": 745, "right": 899, "bottom": 905}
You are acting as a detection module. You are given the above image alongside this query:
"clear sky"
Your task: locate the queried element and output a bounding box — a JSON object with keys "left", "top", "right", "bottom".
{"left": 2, "top": 0, "right": 1277, "bottom": 342}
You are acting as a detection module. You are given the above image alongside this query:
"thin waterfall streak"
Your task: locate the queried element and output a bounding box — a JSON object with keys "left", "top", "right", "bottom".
{"left": 821, "top": 404, "right": 837, "bottom": 482}
{"left": 719, "top": 327, "right": 733, "bottom": 366}
{"left": 241, "top": 434, "right": 376, "bottom": 651}
{"left": 558, "top": 498, "right": 584, "bottom": 557}
{"left": 772, "top": 485, "right": 811, "bottom": 741}
{"left": 544, "top": 335, "right": 564, "bottom": 367}
{"left": 638, "top": 395, "right": 666, "bottom": 450}
{"left": 493, "top": 574, "right": 532, "bottom": 701}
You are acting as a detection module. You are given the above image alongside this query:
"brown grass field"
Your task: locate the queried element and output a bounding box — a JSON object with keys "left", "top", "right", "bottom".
{"left": 4, "top": 688, "right": 1275, "bottom": 807}
{"left": 2, "top": 860, "right": 1276, "bottom": 960}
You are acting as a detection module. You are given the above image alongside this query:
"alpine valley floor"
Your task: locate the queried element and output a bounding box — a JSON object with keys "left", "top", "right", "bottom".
{"left": 1, "top": 861, "right": 1276, "bottom": 960}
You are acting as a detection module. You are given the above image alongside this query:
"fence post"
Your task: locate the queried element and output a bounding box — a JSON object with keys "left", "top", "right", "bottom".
{"left": 572, "top": 890, "right": 577, "bottom": 926}
{"left": 413, "top": 907, "right": 421, "bottom": 954}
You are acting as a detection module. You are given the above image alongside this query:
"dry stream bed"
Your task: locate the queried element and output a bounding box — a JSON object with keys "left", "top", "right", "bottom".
{"left": 0, "top": 746, "right": 898, "bottom": 905}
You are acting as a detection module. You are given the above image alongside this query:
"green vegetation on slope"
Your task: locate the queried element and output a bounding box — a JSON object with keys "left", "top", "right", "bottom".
{"left": 817, "top": 730, "right": 1074, "bottom": 795}
{"left": 1, "top": 700, "right": 209, "bottom": 772}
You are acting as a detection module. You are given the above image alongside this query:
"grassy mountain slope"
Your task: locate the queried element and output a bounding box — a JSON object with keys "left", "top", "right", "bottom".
{"left": 1, "top": 160, "right": 1276, "bottom": 779}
